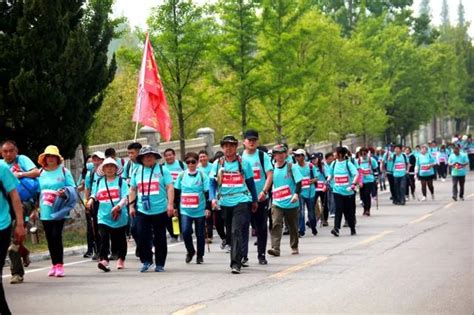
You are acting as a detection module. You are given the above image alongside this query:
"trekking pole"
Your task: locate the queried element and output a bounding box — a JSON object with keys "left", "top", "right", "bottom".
{"left": 77, "top": 190, "right": 99, "bottom": 256}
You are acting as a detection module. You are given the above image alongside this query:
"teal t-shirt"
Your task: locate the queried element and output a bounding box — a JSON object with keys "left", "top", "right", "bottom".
{"left": 272, "top": 162, "right": 303, "bottom": 209}
{"left": 5, "top": 155, "right": 37, "bottom": 173}
{"left": 429, "top": 147, "right": 439, "bottom": 160}
{"left": 293, "top": 162, "right": 316, "bottom": 199}
{"left": 314, "top": 165, "right": 326, "bottom": 192}
{"left": 209, "top": 158, "right": 253, "bottom": 207}
{"left": 85, "top": 169, "right": 101, "bottom": 193}
{"left": 416, "top": 153, "right": 435, "bottom": 177}
{"left": 437, "top": 151, "right": 449, "bottom": 164}
{"left": 0, "top": 162, "right": 20, "bottom": 230}
{"left": 383, "top": 152, "right": 394, "bottom": 174}
{"left": 38, "top": 166, "right": 76, "bottom": 220}
{"left": 163, "top": 160, "right": 187, "bottom": 183}
{"left": 465, "top": 142, "right": 474, "bottom": 155}
{"left": 122, "top": 160, "right": 140, "bottom": 181}
{"left": 242, "top": 150, "right": 273, "bottom": 197}
{"left": 130, "top": 164, "right": 173, "bottom": 215}
{"left": 198, "top": 163, "right": 212, "bottom": 177}
{"left": 357, "top": 157, "right": 378, "bottom": 184}
{"left": 174, "top": 170, "right": 209, "bottom": 218}
{"left": 328, "top": 160, "right": 358, "bottom": 196}
{"left": 448, "top": 153, "right": 469, "bottom": 177}
{"left": 92, "top": 176, "right": 129, "bottom": 228}
{"left": 391, "top": 154, "right": 408, "bottom": 178}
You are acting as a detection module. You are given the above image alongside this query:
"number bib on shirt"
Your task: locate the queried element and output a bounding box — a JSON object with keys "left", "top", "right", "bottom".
{"left": 438, "top": 157, "right": 446, "bottom": 163}
{"left": 272, "top": 185, "right": 292, "bottom": 201}
{"left": 394, "top": 163, "right": 405, "bottom": 171}
{"left": 421, "top": 165, "right": 431, "bottom": 171}
{"left": 253, "top": 167, "right": 262, "bottom": 182}
{"left": 221, "top": 173, "right": 244, "bottom": 188}
{"left": 138, "top": 181, "right": 160, "bottom": 195}
{"left": 316, "top": 182, "right": 325, "bottom": 191}
{"left": 301, "top": 177, "right": 311, "bottom": 189}
{"left": 334, "top": 175, "right": 349, "bottom": 186}
{"left": 42, "top": 190, "right": 58, "bottom": 207}
{"left": 361, "top": 168, "right": 371, "bottom": 175}
{"left": 96, "top": 188, "right": 120, "bottom": 203}
{"left": 181, "top": 193, "right": 200, "bottom": 208}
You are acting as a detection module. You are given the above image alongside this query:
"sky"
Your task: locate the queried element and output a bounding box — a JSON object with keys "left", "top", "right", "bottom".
{"left": 113, "top": 0, "right": 473, "bottom": 37}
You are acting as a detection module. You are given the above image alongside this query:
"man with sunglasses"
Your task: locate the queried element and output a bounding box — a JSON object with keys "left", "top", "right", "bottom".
{"left": 242, "top": 130, "right": 273, "bottom": 265}
{"left": 209, "top": 135, "right": 258, "bottom": 274}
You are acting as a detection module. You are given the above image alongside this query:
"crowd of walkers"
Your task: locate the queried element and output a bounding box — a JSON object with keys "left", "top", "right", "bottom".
{"left": 0, "top": 132, "right": 472, "bottom": 314}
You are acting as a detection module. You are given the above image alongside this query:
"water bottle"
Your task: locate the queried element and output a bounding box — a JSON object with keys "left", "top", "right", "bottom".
{"left": 172, "top": 216, "right": 180, "bottom": 235}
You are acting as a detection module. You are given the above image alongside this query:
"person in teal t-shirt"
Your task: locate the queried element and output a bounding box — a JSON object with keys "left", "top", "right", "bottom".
{"left": 357, "top": 147, "right": 379, "bottom": 216}
{"left": 415, "top": 145, "right": 436, "bottom": 201}
{"left": 197, "top": 150, "right": 218, "bottom": 247}
{"left": 129, "top": 145, "right": 174, "bottom": 273}
{"left": 268, "top": 144, "right": 303, "bottom": 257}
{"left": 88, "top": 158, "right": 129, "bottom": 272}
{"left": 327, "top": 147, "right": 359, "bottom": 237}
{"left": 174, "top": 152, "right": 211, "bottom": 265}
{"left": 448, "top": 146, "right": 469, "bottom": 201}
{"left": 0, "top": 161, "right": 25, "bottom": 315}
{"left": 390, "top": 145, "right": 409, "bottom": 205}
{"left": 33, "top": 145, "right": 75, "bottom": 278}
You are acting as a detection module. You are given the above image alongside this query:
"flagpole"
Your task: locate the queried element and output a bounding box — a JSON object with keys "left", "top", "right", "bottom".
{"left": 134, "top": 32, "right": 149, "bottom": 142}
{"left": 134, "top": 89, "right": 143, "bottom": 141}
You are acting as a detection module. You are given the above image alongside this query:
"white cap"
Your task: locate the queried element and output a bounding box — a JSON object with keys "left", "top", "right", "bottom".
{"left": 462, "top": 135, "right": 468, "bottom": 140}
{"left": 91, "top": 151, "right": 105, "bottom": 160}
{"left": 294, "top": 149, "right": 306, "bottom": 155}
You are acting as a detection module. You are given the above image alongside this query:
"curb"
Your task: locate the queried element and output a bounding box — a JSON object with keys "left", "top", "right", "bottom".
{"left": 5, "top": 245, "right": 88, "bottom": 267}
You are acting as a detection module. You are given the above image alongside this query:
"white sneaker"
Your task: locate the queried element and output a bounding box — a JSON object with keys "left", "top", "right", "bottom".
{"left": 441, "top": 178, "right": 445, "bottom": 182}
{"left": 421, "top": 196, "right": 427, "bottom": 202}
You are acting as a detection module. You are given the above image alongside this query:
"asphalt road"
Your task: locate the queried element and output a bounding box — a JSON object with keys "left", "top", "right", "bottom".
{"left": 3, "top": 175, "right": 473, "bottom": 315}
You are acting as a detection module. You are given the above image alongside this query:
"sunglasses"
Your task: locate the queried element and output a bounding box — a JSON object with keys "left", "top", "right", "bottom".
{"left": 185, "top": 160, "right": 197, "bottom": 165}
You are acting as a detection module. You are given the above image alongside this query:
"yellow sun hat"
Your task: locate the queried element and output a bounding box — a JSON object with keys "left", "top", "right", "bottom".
{"left": 37, "top": 145, "right": 64, "bottom": 167}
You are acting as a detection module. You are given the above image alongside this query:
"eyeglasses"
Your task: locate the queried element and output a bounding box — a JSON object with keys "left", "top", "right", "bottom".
{"left": 185, "top": 160, "right": 197, "bottom": 165}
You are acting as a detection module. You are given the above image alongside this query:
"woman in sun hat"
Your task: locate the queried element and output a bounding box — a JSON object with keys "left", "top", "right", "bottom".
{"left": 31, "top": 145, "right": 75, "bottom": 277}
{"left": 87, "top": 158, "right": 129, "bottom": 272}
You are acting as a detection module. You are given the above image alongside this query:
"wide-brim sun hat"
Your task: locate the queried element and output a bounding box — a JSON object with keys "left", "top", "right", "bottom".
{"left": 272, "top": 144, "right": 287, "bottom": 153}
{"left": 137, "top": 145, "right": 162, "bottom": 164}
{"left": 97, "top": 157, "right": 123, "bottom": 177}
{"left": 38, "top": 145, "right": 64, "bottom": 167}
{"left": 91, "top": 151, "right": 105, "bottom": 160}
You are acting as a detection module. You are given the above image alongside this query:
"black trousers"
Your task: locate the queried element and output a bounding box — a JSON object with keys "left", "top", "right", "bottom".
{"left": 452, "top": 176, "right": 466, "bottom": 198}
{"left": 334, "top": 193, "right": 356, "bottom": 230}
{"left": 469, "top": 154, "right": 474, "bottom": 171}
{"left": 136, "top": 211, "right": 168, "bottom": 267}
{"left": 387, "top": 173, "right": 396, "bottom": 200}
{"left": 86, "top": 210, "right": 100, "bottom": 254}
{"left": 221, "top": 203, "right": 248, "bottom": 269}
{"left": 98, "top": 224, "right": 127, "bottom": 261}
{"left": 438, "top": 163, "right": 448, "bottom": 179}
{"left": 205, "top": 210, "right": 226, "bottom": 241}
{"left": 0, "top": 226, "right": 12, "bottom": 315}
{"left": 42, "top": 219, "right": 65, "bottom": 265}
{"left": 406, "top": 175, "right": 415, "bottom": 196}
{"left": 360, "top": 182, "right": 374, "bottom": 212}
{"left": 420, "top": 176, "right": 434, "bottom": 197}
{"left": 315, "top": 191, "right": 327, "bottom": 221}
{"left": 252, "top": 200, "right": 269, "bottom": 258}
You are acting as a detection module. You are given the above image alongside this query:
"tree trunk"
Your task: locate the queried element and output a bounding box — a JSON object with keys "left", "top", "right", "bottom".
{"left": 276, "top": 94, "right": 282, "bottom": 143}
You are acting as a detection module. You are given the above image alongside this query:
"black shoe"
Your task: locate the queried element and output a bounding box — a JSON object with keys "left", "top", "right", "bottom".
{"left": 220, "top": 240, "right": 226, "bottom": 250}
{"left": 231, "top": 266, "right": 241, "bottom": 274}
{"left": 311, "top": 227, "right": 318, "bottom": 236}
{"left": 196, "top": 256, "right": 203, "bottom": 264}
{"left": 108, "top": 254, "right": 118, "bottom": 261}
{"left": 399, "top": 202, "right": 405, "bottom": 206}
{"left": 241, "top": 257, "right": 249, "bottom": 267}
{"left": 185, "top": 252, "right": 195, "bottom": 264}
{"left": 258, "top": 256, "right": 268, "bottom": 265}
{"left": 306, "top": 221, "right": 310, "bottom": 228}
{"left": 283, "top": 229, "right": 289, "bottom": 235}
{"left": 452, "top": 196, "right": 458, "bottom": 201}
{"left": 351, "top": 228, "right": 357, "bottom": 236}
{"left": 331, "top": 228, "right": 339, "bottom": 237}
{"left": 322, "top": 220, "right": 329, "bottom": 227}
{"left": 91, "top": 254, "right": 98, "bottom": 261}
{"left": 299, "top": 231, "right": 305, "bottom": 237}
{"left": 83, "top": 252, "right": 93, "bottom": 259}
{"left": 343, "top": 221, "right": 348, "bottom": 227}
{"left": 135, "top": 248, "right": 140, "bottom": 258}
{"left": 254, "top": 241, "right": 258, "bottom": 246}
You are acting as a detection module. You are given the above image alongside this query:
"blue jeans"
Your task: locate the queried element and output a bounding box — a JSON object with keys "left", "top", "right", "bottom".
{"left": 298, "top": 196, "right": 316, "bottom": 233}
{"left": 181, "top": 215, "right": 206, "bottom": 258}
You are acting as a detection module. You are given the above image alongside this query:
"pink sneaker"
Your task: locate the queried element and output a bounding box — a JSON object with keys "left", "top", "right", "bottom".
{"left": 98, "top": 260, "right": 110, "bottom": 272}
{"left": 54, "top": 264, "right": 64, "bottom": 277}
{"left": 117, "top": 259, "right": 125, "bottom": 270}
{"left": 48, "top": 265, "right": 56, "bottom": 277}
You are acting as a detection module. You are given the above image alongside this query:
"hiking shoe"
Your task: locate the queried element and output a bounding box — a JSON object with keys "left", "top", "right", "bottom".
{"left": 155, "top": 265, "right": 165, "bottom": 272}
{"left": 452, "top": 196, "right": 458, "bottom": 201}
{"left": 299, "top": 231, "right": 305, "bottom": 237}
{"left": 311, "top": 227, "right": 318, "bottom": 236}
{"left": 10, "top": 274, "right": 23, "bottom": 284}
{"left": 267, "top": 248, "right": 280, "bottom": 257}
{"left": 322, "top": 220, "right": 329, "bottom": 227}
{"left": 98, "top": 260, "right": 111, "bottom": 272}
{"left": 351, "top": 228, "right": 357, "bottom": 236}
{"left": 48, "top": 265, "right": 56, "bottom": 277}
{"left": 331, "top": 228, "right": 339, "bottom": 237}
{"left": 196, "top": 256, "right": 203, "bottom": 264}
{"left": 91, "top": 253, "right": 98, "bottom": 261}
{"left": 258, "top": 257, "right": 268, "bottom": 265}
{"left": 83, "top": 252, "right": 93, "bottom": 259}
{"left": 231, "top": 266, "right": 241, "bottom": 274}
{"left": 185, "top": 252, "right": 195, "bottom": 264}
{"left": 241, "top": 257, "right": 249, "bottom": 267}
{"left": 55, "top": 264, "right": 65, "bottom": 277}
{"left": 140, "top": 262, "right": 152, "bottom": 273}
{"left": 291, "top": 248, "right": 299, "bottom": 255}
{"left": 283, "top": 229, "right": 289, "bottom": 235}
{"left": 117, "top": 259, "right": 125, "bottom": 270}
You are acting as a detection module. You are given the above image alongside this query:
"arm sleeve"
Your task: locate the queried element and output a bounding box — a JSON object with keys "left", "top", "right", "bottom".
{"left": 245, "top": 178, "right": 258, "bottom": 203}
{"left": 295, "top": 182, "right": 302, "bottom": 194}
{"left": 204, "top": 191, "right": 211, "bottom": 210}
{"left": 209, "top": 178, "right": 217, "bottom": 201}
{"left": 173, "top": 188, "right": 181, "bottom": 210}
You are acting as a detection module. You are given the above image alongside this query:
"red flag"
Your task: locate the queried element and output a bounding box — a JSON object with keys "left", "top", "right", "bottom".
{"left": 133, "top": 34, "right": 172, "bottom": 141}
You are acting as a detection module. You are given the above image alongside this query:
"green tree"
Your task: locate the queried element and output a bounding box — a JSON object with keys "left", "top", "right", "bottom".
{"left": 0, "top": 0, "right": 117, "bottom": 158}
{"left": 147, "top": 0, "right": 214, "bottom": 159}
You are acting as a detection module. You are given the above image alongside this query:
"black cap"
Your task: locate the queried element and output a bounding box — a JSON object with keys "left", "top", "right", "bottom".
{"left": 220, "top": 135, "right": 239, "bottom": 146}
{"left": 272, "top": 144, "right": 287, "bottom": 153}
{"left": 244, "top": 129, "right": 259, "bottom": 140}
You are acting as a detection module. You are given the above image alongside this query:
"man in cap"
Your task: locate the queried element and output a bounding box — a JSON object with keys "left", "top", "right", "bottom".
{"left": 241, "top": 130, "right": 273, "bottom": 265}
{"left": 209, "top": 135, "right": 258, "bottom": 274}
{"left": 84, "top": 151, "right": 105, "bottom": 259}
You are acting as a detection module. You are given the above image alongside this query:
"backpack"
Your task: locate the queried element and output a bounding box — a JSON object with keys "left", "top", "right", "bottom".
{"left": 390, "top": 153, "right": 408, "bottom": 173}
{"left": 0, "top": 180, "right": 14, "bottom": 219}
{"left": 331, "top": 160, "right": 354, "bottom": 178}
{"left": 258, "top": 150, "right": 267, "bottom": 180}
{"left": 96, "top": 176, "right": 124, "bottom": 207}
{"left": 216, "top": 156, "right": 245, "bottom": 188}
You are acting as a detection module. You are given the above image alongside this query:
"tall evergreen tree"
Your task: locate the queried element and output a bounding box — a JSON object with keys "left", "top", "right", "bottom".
{"left": 457, "top": 0, "right": 465, "bottom": 28}
{"left": 0, "top": 0, "right": 117, "bottom": 158}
